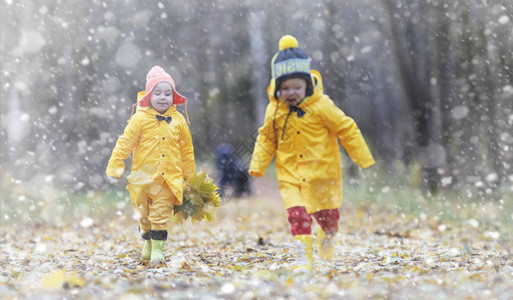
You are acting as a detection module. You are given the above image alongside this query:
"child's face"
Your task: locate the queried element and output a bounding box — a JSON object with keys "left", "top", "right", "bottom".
{"left": 278, "top": 78, "right": 307, "bottom": 106}
{"left": 150, "top": 82, "right": 174, "bottom": 114}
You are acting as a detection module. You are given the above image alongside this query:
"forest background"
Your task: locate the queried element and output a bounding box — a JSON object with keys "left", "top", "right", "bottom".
{"left": 1, "top": 0, "right": 512, "bottom": 224}
{"left": 2, "top": 1, "right": 513, "bottom": 298}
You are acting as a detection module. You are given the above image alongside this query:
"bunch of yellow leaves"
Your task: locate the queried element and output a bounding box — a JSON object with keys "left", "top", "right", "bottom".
{"left": 173, "top": 171, "right": 221, "bottom": 223}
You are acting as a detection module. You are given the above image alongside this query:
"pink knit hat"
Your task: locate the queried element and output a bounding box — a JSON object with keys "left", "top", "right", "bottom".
{"left": 138, "top": 66, "right": 187, "bottom": 106}
{"left": 134, "top": 66, "right": 189, "bottom": 123}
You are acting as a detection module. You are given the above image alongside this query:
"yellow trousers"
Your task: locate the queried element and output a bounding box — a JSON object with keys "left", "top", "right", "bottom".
{"left": 129, "top": 177, "right": 178, "bottom": 232}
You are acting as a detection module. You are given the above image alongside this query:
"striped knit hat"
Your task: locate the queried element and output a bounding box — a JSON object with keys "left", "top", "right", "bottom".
{"left": 271, "top": 35, "right": 313, "bottom": 99}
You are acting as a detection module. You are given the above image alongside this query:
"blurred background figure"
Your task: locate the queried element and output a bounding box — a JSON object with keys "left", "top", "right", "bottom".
{"left": 215, "top": 142, "right": 251, "bottom": 198}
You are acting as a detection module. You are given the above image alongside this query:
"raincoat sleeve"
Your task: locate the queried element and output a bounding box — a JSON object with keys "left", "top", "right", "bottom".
{"left": 179, "top": 121, "right": 195, "bottom": 180}
{"left": 249, "top": 104, "right": 277, "bottom": 177}
{"left": 322, "top": 100, "right": 375, "bottom": 169}
{"left": 106, "top": 114, "right": 142, "bottom": 178}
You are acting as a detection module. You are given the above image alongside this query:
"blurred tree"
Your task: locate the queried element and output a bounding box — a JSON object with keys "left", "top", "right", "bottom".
{"left": 383, "top": 0, "right": 443, "bottom": 193}
{"left": 1, "top": 0, "right": 512, "bottom": 198}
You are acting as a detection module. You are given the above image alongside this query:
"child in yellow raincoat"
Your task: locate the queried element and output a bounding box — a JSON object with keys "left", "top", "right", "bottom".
{"left": 249, "top": 35, "right": 375, "bottom": 272}
{"left": 106, "top": 66, "right": 195, "bottom": 265}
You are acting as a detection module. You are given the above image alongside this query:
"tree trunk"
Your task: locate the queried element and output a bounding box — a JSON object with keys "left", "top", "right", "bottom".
{"left": 383, "top": 0, "right": 441, "bottom": 193}
{"left": 248, "top": 9, "right": 268, "bottom": 126}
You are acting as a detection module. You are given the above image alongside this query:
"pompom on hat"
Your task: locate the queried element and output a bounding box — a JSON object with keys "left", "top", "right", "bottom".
{"left": 132, "top": 66, "right": 189, "bottom": 123}
{"left": 271, "top": 35, "right": 313, "bottom": 99}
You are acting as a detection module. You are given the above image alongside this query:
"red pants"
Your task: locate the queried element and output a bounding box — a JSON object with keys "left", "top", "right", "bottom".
{"left": 287, "top": 206, "right": 339, "bottom": 236}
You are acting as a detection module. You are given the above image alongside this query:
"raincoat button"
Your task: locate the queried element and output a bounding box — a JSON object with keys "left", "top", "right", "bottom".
{"left": 300, "top": 154, "right": 303, "bottom": 158}
{"left": 162, "top": 173, "right": 165, "bottom": 175}
{"left": 162, "top": 137, "right": 165, "bottom": 140}
{"left": 302, "top": 178, "right": 306, "bottom": 182}
{"left": 162, "top": 154, "right": 165, "bottom": 157}
{"left": 297, "top": 131, "right": 300, "bottom": 134}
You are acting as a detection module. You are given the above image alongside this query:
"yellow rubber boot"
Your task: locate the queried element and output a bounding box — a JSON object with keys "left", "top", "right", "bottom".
{"left": 317, "top": 227, "right": 335, "bottom": 261}
{"left": 293, "top": 235, "right": 313, "bottom": 272}
{"left": 141, "top": 240, "right": 152, "bottom": 260}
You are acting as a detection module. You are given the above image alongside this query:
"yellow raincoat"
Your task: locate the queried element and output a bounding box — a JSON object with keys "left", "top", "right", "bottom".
{"left": 249, "top": 70, "right": 374, "bottom": 214}
{"left": 106, "top": 105, "right": 195, "bottom": 205}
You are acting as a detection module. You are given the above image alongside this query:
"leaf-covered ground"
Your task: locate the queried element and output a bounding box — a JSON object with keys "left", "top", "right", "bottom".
{"left": 1, "top": 179, "right": 512, "bottom": 299}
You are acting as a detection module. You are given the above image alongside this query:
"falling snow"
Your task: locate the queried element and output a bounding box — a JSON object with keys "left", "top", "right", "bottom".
{"left": 451, "top": 105, "right": 470, "bottom": 120}
{"left": 115, "top": 44, "right": 142, "bottom": 69}
{"left": 1, "top": 0, "right": 513, "bottom": 299}
{"left": 498, "top": 15, "right": 510, "bottom": 25}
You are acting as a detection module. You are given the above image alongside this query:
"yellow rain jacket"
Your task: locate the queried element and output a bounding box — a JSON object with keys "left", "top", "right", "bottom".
{"left": 106, "top": 105, "right": 195, "bottom": 205}
{"left": 249, "top": 70, "right": 374, "bottom": 213}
